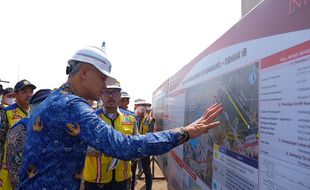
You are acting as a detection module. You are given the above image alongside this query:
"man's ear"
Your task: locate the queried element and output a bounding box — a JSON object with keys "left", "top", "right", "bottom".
{"left": 79, "top": 65, "right": 88, "bottom": 80}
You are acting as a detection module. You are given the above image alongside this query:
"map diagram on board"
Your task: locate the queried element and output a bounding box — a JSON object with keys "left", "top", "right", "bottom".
{"left": 183, "top": 62, "right": 259, "bottom": 188}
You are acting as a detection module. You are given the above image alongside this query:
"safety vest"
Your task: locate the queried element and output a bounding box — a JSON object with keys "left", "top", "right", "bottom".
{"left": 0, "top": 104, "right": 28, "bottom": 190}
{"left": 5, "top": 103, "right": 28, "bottom": 128}
{"left": 0, "top": 108, "right": 8, "bottom": 163}
{"left": 139, "top": 112, "right": 153, "bottom": 135}
{"left": 83, "top": 111, "right": 135, "bottom": 183}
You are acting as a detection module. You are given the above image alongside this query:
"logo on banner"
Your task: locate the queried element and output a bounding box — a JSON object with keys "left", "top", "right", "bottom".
{"left": 288, "top": 0, "right": 310, "bottom": 15}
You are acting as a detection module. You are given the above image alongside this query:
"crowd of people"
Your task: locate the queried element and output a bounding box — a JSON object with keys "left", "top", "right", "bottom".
{"left": 0, "top": 46, "right": 223, "bottom": 190}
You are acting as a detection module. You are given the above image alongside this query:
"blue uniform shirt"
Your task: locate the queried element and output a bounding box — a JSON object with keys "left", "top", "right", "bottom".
{"left": 19, "top": 83, "right": 183, "bottom": 190}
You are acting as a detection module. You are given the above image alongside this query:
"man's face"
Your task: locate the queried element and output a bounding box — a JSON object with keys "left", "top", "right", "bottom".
{"left": 15, "top": 86, "right": 34, "bottom": 105}
{"left": 119, "top": 98, "right": 129, "bottom": 109}
{"left": 135, "top": 104, "right": 147, "bottom": 116}
{"left": 2, "top": 93, "right": 15, "bottom": 105}
{"left": 145, "top": 104, "right": 151, "bottom": 112}
{"left": 101, "top": 88, "right": 121, "bottom": 110}
{"left": 81, "top": 64, "right": 107, "bottom": 100}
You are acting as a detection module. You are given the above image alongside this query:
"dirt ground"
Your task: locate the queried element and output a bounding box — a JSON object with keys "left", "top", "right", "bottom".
{"left": 134, "top": 158, "right": 168, "bottom": 190}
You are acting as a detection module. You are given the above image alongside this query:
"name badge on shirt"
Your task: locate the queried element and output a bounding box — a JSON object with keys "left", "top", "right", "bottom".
{"left": 122, "top": 115, "right": 132, "bottom": 125}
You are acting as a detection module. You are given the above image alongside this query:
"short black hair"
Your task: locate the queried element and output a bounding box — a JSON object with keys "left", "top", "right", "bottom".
{"left": 0, "top": 84, "right": 3, "bottom": 95}
{"left": 67, "top": 62, "right": 84, "bottom": 77}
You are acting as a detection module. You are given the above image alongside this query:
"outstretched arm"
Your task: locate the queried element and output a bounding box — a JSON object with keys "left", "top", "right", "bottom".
{"left": 71, "top": 99, "right": 223, "bottom": 160}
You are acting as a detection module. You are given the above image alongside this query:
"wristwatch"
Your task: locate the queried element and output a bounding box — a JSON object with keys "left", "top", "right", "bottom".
{"left": 177, "top": 127, "right": 190, "bottom": 144}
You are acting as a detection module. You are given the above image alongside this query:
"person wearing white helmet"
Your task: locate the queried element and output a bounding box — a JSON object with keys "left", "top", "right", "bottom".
{"left": 119, "top": 91, "right": 130, "bottom": 110}
{"left": 131, "top": 99, "right": 153, "bottom": 190}
{"left": 118, "top": 91, "right": 135, "bottom": 117}
{"left": 19, "top": 46, "right": 223, "bottom": 190}
{"left": 83, "top": 81, "right": 137, "bottom": 190}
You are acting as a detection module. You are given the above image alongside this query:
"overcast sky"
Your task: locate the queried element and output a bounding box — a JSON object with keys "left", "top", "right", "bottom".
{"left": 0, "top": 0, "right": 241, "bottom": 110}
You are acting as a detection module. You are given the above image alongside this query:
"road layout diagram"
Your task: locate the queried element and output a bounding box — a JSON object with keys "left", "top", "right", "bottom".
{"left": 183, "top": 62, "right": 259, "bottom": 188}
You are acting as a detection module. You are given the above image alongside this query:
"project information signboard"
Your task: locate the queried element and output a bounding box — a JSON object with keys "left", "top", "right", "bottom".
{"left": 212, "top": 144, "right": 258, "bottom": 190}
{"left": 259, "top": 41, "right": 310, "bottom": 190}
{"left": 152, "top": 0, "right": 310, "bottom": 189}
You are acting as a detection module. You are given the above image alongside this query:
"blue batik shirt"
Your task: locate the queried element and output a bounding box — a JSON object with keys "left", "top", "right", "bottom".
{"left": 6, "top": 118, "right": 29, "bottom": 190}
{"left": 19, "top": 83, "right": 183, "bottom": 190}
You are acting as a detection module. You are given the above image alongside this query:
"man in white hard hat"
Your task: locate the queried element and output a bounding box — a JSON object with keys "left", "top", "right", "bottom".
{"left": 119, "top": 91, "right": 130, "bottom": 110}
{"left": 83, "top": 81, "right": 137, "bottom": 190}
{"left": 19, "top": 46, "right": 223, "bottom": 190}
{"left": 118, "top": 91, "right": 135, "bottom": 116}
{"left": 131, "top": 99, "right": 153, "bottom": 190}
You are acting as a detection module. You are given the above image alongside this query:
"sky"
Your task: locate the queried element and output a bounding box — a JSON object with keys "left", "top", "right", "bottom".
{"left": 0, "top": 0, "right": 241, "bottom": 110}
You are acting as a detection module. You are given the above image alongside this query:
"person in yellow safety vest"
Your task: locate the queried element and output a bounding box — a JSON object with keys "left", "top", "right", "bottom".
{"left": 130, "top": 99, "right": 153, "bottom": 190}
{"left": 0, "top": 79, "right": 36, "bottom": 190}
{"left": 6, "top": 89, "right": 52, "bottom": 190}
{"left": 139, "top": 102, "right": 154, "bottom": 135}
{"left": 0, "top": 88, "right": 14, "bottom": 172}
{"left": 5, "top": 80, "right": 36, "bottom": 127}
{"left": 83, "top": 81, "right": 138, "bottom": 190}
{"left": 118, "top": 91, "right": 137, "bottom": 118}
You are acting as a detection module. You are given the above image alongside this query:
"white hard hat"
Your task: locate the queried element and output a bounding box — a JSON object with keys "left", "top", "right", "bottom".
{"left": 68, "top": 46, "right": 117, "bottom": 85}
{"left": 134, "top": 99, "right": 147, "bottom": 105}
{"left": 107, "top": 80, "right": 122, "bottom": 90}
{"left": 120, "top": 91, "right": 130, "bottom": 99}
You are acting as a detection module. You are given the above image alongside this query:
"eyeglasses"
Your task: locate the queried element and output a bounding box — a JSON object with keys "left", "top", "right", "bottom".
{"left": 102, "top": 89, "right": 120, "bottom": 97}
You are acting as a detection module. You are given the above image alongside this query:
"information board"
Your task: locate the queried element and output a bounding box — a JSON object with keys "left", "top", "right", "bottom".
{"left": 152, "top": 0, "right": 310, "bottom": 189}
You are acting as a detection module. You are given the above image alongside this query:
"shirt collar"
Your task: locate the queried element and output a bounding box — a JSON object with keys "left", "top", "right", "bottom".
{"left": 60, "top": 82, "right": 79, "bottom": 95}
{"left": 102, "top": 108, "right": 120, "bottom": 120}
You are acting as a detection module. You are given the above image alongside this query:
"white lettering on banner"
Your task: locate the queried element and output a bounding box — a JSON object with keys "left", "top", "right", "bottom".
{"left": 182, "top": 48, "right": 247, "bottom": 85}
{"left": 178, "top": 30, "right": 310, "bottom": 91}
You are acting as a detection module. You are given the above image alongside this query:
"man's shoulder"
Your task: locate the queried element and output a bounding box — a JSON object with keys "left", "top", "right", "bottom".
{"left": 11, "top": 118, "right": 29, "bottom": 129}
{"left": 8, "top": 120, "right": 28, "bottom": 138}
{"left": 4, "top": 103, "right": 17, "bottom": 111}
{"left": 33, "top": 91, "right": 88, "bottom": 123}
{"left": 119, "top": 108, "right": 135, "bottom": 116}
{"left": 118, "top": 110, "right": 137, "bottom": 126}
{"left": 95, "top": 108, "right": 104, "bottom": 115}
{"left": 45, "top": 90, "right": 86, "bottom": 107}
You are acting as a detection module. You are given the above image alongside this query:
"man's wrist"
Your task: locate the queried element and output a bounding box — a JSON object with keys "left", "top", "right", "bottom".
{"left": 168, "top": 127, "right": 190, "bottom": 144}
{"left": 176, "top": 127, "right": 190, "bottom": 144}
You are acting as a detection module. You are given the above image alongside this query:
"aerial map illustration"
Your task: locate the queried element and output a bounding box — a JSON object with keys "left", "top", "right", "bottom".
{"left": 183, "top": 62, "right": 259, "bottom": 188}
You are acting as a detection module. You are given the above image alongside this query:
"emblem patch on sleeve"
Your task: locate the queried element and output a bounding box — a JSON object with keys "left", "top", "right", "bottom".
{"left": 66, "top": 123, "right": 81, "bottom": 136}
{"left": 33, "top": 117, "right": 43, "bottom": 132}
